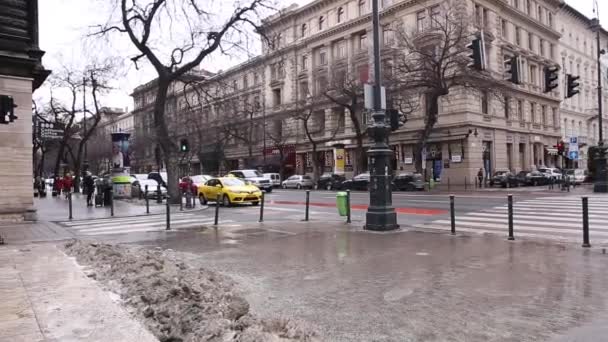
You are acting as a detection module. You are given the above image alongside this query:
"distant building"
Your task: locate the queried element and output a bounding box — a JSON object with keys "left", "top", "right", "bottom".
{"left": 0, "top": 0, "right": 50, "bottom": 220}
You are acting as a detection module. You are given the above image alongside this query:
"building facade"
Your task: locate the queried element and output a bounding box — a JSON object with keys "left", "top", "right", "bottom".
{"left": 0, "top": 0, "right": 50, "bottom": 220}
{"left": 557, "top": 4, "right": 608, "bottom": 170}
{"left": 131, "top": 0, "right": 594, "bottom": 183}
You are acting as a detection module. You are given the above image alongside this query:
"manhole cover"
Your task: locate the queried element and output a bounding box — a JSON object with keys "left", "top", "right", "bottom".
{"left": 233, "top": 228, "right": 267, "bottom": 234}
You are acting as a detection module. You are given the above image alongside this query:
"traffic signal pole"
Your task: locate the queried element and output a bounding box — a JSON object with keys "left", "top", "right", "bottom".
{"left": 364, "top": 0, "right": 398, "bottom": 231}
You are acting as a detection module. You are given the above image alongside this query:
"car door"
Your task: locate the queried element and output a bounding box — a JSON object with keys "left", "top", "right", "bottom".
{"left": 204, "top": 179, "right": 219, "bottom": 200}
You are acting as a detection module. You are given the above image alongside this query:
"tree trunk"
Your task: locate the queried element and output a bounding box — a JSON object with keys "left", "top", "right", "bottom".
{"left": 154, "top": 79, "right": 180, "bottom": 203}
{"left": 54, "top": 142, "right": 67, "bottom": 176}
{"left": 354, "top": 134, "right": 366, "bottom": 175}
{"left": 414, "top": 92, "right": 442, "bottom": 173}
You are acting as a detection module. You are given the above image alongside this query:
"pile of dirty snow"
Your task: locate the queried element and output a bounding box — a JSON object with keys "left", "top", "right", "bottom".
{"left": 64, "top": 240, "right": 317, "bottom": 342}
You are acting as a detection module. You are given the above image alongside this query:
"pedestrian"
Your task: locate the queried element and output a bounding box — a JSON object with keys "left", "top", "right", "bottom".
{"left": 83, "top": 172, "right": 95, "bottom": 206}
{"left": 477, "top": 168, "right": 484, "bottom": 188}
{"left": 62, "top": 173, "right": 73, "bottom": 198}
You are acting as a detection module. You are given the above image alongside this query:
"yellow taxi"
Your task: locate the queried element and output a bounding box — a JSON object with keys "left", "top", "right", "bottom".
{"left": 197, "top": 177, "right": 262, "bottom": 206}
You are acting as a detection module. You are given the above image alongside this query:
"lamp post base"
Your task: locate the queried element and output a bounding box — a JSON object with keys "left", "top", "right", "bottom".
{"left": 593, "top": 144, "right": 608, "bottom": 193}
{"left": 365, "top": 209, "right": 399, "bottom": 231}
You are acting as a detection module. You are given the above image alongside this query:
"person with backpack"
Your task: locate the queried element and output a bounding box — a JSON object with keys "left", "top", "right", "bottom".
{"left": 83, "top": 172, "right": 95, "bottom": 206}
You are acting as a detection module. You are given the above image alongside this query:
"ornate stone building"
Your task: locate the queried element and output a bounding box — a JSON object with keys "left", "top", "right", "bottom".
{"left": 557, "top": 4, "right": 608, "bottom": 169}
{"left": 0, "top": 0, "right": 50, "bottom": 220}
{"left": 132, "top": 0, "right": 590, "bottom": 183}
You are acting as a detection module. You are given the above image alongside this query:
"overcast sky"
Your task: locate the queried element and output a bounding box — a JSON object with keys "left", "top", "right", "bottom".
{"left": 38, "top": 0, "right": 608, "bottom": 111}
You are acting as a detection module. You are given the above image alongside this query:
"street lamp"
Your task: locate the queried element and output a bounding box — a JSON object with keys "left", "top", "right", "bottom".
{"left": 591, "top": 17, "right": 607, "bottom": 193}
{"left": 364, "top": 0, "right": 398, "bottom": 231}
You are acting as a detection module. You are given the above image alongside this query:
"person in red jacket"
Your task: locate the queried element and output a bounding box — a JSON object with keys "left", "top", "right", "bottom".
{"left": 62, "top": 173, "right": 73, "bottom": 198}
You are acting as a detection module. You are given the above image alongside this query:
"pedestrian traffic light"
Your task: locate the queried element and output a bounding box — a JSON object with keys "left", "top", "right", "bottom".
{"left": 0, "top": 95, "right": 17, "bottom": 124}
{"left": 179, "top": 139, "right": 189, "bottom": 153}
{"left": 467, "top": 35, "right": 486, "bottom": 71}
{"left": 504, "top": 55, "right": 522, "bottom": 84}
{"left": 556, "top": 141, "right": 565, "bottom": 155}
{"left": 566, "top": 74, "right": 580, "bottom": 98}
{"left": 543, "top": 66, "right": 559, "bottom": 93}
{"left": 387, "top": 109, "right": 402, "bottom": 131}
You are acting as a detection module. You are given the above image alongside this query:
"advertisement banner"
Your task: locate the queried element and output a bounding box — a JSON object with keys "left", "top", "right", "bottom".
{"left": 111, "top": 132, "right": 131, "bottom": 171}
{"left": 334, "top": 148, "right": 345, "bottom": 174}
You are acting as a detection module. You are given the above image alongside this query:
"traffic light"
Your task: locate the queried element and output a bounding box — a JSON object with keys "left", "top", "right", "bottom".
{"left": 543, "top": 66, "right": 559, "bottom": 93}
{"left": 179, "top": 139, "right": 189, "bottom": 153}
{"left": 0, "top": 95, "right": 17, "bottom": 124}
{"left": 504, "top": 55, "right": 522, "bottom": 84}
{"left": 566, "top": 74, "right": 580, "bottom": 98}
{"left": 387, "top": 109, "right": 402, "bottom": 131}
{"left": 467, "top": 35, "right": 486, "bottom": 71}
{"left": 556, "top": 141, "right": 565, "bottom": 156}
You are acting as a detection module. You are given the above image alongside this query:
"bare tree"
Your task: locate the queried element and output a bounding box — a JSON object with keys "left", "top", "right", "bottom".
{"left": 294, "top": 96, "right": 341, "bottom": 181}
{"left": 93, "top": 0, "right": 272, "bottom": 202}
{"left": 392, "top": 5, "right": 510, "bottom": 171}
{"left": 265, "top": 116, "right": 295, "bottom": 179}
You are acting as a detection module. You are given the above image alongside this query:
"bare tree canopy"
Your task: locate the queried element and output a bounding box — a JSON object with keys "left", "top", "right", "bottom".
{"left": 392, "top": 3, "right": 511, "bottom": 171}
{"left": 92, "top": 0, "right": 273, "bottom": 201}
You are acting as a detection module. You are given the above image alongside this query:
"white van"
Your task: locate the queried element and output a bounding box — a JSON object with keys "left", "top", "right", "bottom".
{"left": 263, "top": 173, "right": 281, "bottom": 187}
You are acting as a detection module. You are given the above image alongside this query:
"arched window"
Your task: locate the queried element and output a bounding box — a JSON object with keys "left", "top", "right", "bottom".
{"left": 337, "top": 7, "right": 344, "bottom": 23}
{"left": 318, "top": 16, "right": 325, "bottom": 30}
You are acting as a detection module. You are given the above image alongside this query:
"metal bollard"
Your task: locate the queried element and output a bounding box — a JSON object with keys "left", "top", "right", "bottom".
{"left": 156, "top": 184, "right": 162, "bottom": 203}
{"left": 508, "top": 194, "right": 514, "bottom": 240}
{"left": 450, "top": 195, "right": 455, "bottom": 235}
{"left": 110, "top": 189, "right": 114, "bottom": 217}
{"left": 145, "top": 185, "right": 149, "bottom": 214}
{"left": 180, "top": 192, "right": 184, "bottom": 211}
{"left": 186, "top": 190, "right": 192, "bottom": 209}
{"left": 259, "top": 192, "right": 265, "bottom": 222}
{"left": 346, "top": 190, "right": 351, "bottom": 224}
{"left": 214, "top": 194, "right": 220, "bottom": 226}
{"left": 166, "top": 195, "right": 170, "bottom": 230}
{"left": 582, "top": 197, "right": 591, "bottom": 248}
{"left": 305, "top": 190, "right": 310, "bottom": 221}
{"left": 68, "top": 191, "right": 73, "bottom": 220}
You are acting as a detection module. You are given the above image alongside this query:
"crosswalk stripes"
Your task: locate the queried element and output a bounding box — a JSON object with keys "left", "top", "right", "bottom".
{"left": 410, "top": 195, "right": 608, "bottom": 243}
{"left": 58, "top": 212, "right": 233, "bottom": 236}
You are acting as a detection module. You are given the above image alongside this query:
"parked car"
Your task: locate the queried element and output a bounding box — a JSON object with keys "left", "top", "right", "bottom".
{"left": 197, "top": 177, "right": 262, "bottom": 206}
{"left": 538, "top": 167, "right": 562, "bottom": 181}
{"left": 227, "top": 169, "right": 273, "bottom": 192}
{"left": 191, "top": 175, "right": 212, "bottom": 187}
{"left": 148, "top": 171, "right": 167, "bottom": 187}
{"left": 566, "top": 169, "right": 587, "bottom": 184}
{"left": 514, "top": 171, "right": 531, "bottom": 186}
{"left": 281, "top": 175, "right": 314, "bottom": 189}
{"left": 393, "top": 173, "right": 425, "bottom": 191}
{"left": 131, "top": 175, "right": 166, "bottom": 197}
{"left": 489, "top": 170, "right": 518, "bottom": 188}
{"left": 339, "top": 172, "right": 371, "bottom": 191}
{"left": 263, "top": 173, "right": 282, "bottom": 187}
{"left": 527, "top": 171, "right": 549, "bottom": 186}
{"left": 316, "top": 173, "right": 346, "bottom": 190}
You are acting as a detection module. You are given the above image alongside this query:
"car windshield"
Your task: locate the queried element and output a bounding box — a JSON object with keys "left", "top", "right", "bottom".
{"left": 494, "top": 171, "right": 508, "bottom": 176}
{"left": 222, "top": 178, "right": 246, "bottom": 187}
{"left": 242, "top": 170, "right": 263, "bottom": 177}
{"left": 191, "top": 175, "right": 209, "bottom": 183}
{"left": 303, "top": 175, "right": 312, "bottom": 180}
{"left": 566, "top": 170, "right": 575, "bottom": 175}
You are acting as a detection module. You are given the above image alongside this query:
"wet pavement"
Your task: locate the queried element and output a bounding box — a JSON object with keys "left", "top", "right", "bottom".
{"left": 133, "top": 223, "right": 608, "bottom": 342}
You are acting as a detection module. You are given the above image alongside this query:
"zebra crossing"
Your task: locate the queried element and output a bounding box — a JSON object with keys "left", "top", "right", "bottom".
{"left": 411, "top": 195, "right": 608, "bottom": 243}
{"left": 57, "top": 212, "right": 233, "bottom": 236}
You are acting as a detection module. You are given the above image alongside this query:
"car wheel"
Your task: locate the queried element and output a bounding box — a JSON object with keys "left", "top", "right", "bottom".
{"left": 326, "top": 183, "right": 332, "bottom": 191}
{"left": 282, "top": 183, "right": 287, "bottom": 189}
{"left": 297, "top": 183, "right": 302, "bottom": 190}
{"left": 222, "top": 194, "right": 232, "bottom": 207}
{"left": 266, "top": 188, "right": 272, "bottom": 193}
{"left": 199, "top": 194, "right": 207, "bottom": 205}
{"left": 252, "top": 201, "right": 259, "bottom": 206}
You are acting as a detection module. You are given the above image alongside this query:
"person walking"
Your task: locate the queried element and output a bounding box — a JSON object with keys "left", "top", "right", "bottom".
{"left": 83, "top": 172, "right": 95, "bottom": 206}
{"left": 477, "top": 168, "right": 484, "bottom": 188}
{"left": 62, "top": 173, "right": 73, "bottom": 199}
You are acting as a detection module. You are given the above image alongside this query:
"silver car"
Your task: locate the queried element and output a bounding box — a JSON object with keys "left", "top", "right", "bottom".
{"left": 281, "top": 175, "right": 314, "bottom": 189}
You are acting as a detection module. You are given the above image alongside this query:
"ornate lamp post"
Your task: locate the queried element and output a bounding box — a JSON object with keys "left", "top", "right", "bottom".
{"left": 364, "top": 0, "right": 398, "bottom": 231}
{"left": 592, "top": 17, "right": 607, "bottom": 193}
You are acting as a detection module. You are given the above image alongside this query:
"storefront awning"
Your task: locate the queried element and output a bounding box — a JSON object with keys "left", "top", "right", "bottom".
{"left": 545, "top": 148, "right": 558, "bottom": 155}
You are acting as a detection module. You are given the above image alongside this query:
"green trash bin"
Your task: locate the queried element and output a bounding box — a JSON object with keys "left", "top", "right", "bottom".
{"left": 336, "top": 192, "right": 348, "bottom": 216}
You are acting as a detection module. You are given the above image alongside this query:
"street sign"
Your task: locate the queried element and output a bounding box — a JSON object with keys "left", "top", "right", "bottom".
{"left": 569, "top": 136, "right": 578, "bottom": 160}
{"left": 421, "top": 147, "right": 427, "bottom": 170}
{"left": 569, "top": 151, "right": 579, "bottom": 160}
{"left": 38, "top": 122, "right": 64, "bottom": 141}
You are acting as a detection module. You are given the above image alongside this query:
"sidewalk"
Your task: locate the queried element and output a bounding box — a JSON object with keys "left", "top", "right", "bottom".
{"left": 0, "top": 243, "right": 157, "bottom": 341}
